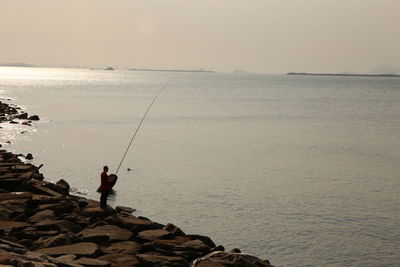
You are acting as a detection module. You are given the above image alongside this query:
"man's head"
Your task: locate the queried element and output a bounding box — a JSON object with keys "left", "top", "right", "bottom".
{"left": 103, "top": 166, "right": 109, "bottom": 172}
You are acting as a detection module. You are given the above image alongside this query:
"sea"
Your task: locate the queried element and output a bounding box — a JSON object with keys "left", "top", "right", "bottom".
{"left": 0, "top": 67, "right": 399, "bottom": 266}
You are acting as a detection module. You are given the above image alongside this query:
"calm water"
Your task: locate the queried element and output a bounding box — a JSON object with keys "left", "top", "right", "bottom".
{"left": 1, "top": 67, "right": 399, "bottom": 266}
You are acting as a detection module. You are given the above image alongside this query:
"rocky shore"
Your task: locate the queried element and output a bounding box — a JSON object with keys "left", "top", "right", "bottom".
{"left": 0, "top": 100, "right": 274, "bottom": 267}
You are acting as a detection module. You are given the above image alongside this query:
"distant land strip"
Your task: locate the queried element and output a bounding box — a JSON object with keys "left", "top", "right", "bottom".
{"left": 129, "top": 68, "right": 215, "bottom": 73}
{"left": 287, "top": 72, "right": 400, "bottom": 78}
{"left": 0, "top": 63, "right": 37, "bottom": 68}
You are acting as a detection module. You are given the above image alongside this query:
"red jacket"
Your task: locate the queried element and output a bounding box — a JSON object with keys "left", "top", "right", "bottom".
{"left": 99, "top": 171, "right": 110, "bottom": 191}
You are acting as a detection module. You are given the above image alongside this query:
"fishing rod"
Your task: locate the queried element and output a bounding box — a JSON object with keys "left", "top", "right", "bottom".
{"left": 115, "top": 82, "right": 169, "bottom": 175}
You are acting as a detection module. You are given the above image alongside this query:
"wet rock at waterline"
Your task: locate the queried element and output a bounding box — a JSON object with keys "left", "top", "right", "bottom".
{"left": 27, "top": 115, "right": 40, "bottom": 121}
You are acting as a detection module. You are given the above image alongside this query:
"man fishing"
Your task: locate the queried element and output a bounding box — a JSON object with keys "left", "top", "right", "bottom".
{"left": 99, "top": 166, "right": 110, "bottom": 208}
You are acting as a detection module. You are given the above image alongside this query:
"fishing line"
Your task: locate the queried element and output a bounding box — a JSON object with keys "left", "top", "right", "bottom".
{"left": 115, "top": 81, "right": 169, "bottom": 175}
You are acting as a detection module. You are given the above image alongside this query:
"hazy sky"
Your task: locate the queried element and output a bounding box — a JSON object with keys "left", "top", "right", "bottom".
{"left": 1, "top": 0, "right": 399, "bottom": 73}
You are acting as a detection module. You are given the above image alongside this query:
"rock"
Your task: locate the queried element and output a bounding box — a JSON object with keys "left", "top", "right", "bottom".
{"left": 31, "top": 231, "right": 79, "bottom": 250}
{"left": 9, "top": 226, "right": 58, "bottom": 241}
{"left": 30, "top": 195, "right": 65, "bottom": 205}
{"left": 25, "top": 154, "right": 34, "bottom": 160}
{"left": 141, "top": 237, "right": 213, "bottom": 262}
{"left": 136, "top": 253, "right": 188, "bottom": 267}
{"left": 0, "top": 241, "right": 28, "bottom": 254}
{"left": 0, "top": 199, "right": 27, "bottom": 220}
{"left": 28, "top": 115, "right": 40, "bottom": 121}
{"left": 0, "top": 238, "right": 27, "bottom": 250}
{"left": 21, "top": 181, "right": 63, "bottom": 197}
{"left": 80, "top": 207, "right": 116, "bottom": 219}
{"left": 55, "top": 254, "right": 77, "bottom": 261}
{"left": 190, "top": 251, "right": 274, "bottom": 267}
{"left": 9, "top": 120, "right": 18, "bottom": 124}
{"left": 18, "top": 239, "right": 34, "bottom": 247}
{"left": 101, "top": 241, "right": 141, "bottom": 254}
{"left": 40, "top": 181, "right": 70, "bottom": 196}
{"left": 17, "top": 113, "right": 28, "bottom": 120}
{"left": 0, "top": 192, "right": 34, "bottom": 202}
{"left": 79, "top": 224, "right": 133, "bottom": 242}
{"left": 73, "top": 257, "right": 110, "bottom": 267}
{"left": 104, "top": 214, "right": 163, "bottom": 233}
{"left": 115, "top": 206, "right": 135, "bottom": 214}
{"left": 28, "top": 210, "right": 56, "bottom": 224}
{"left": 0, "top": 254, "right": 12, "bottom": 264}
{"left": 0, "top": 178, "right": 23, "bottom": 192}
{"left": 36, "top": 201, "right": 75, "bottom": 215}
{"left": 98, "top": 253, "right": 139, "bottom": 267}
{"left": 36, "top": 242, "right": 99, "bottom": 257}
{"left": 187, "top": 235, "right": 216, "bottom": 249}
{"left": 55, "top": 179, "right": 70, "bottom": 195}
{"left": 209, "top": 245, "right": 225, "bottom": 253}
{"left": 34, "top": 219, "right": 82, "bottom": 233}
{"left": 163, "top": 223, "right": 185, "bottom": 236}
{"left": 137, "top": 229, "right": 173, "bottom": 242}
{"left": 78, "top": 200, "right": 88, "bottom": 208}
{"left": 0, "top": 221, "right": 30, "bottom": 231}
{"left": 60, "top": 214, "right": 90, "bottom": 227}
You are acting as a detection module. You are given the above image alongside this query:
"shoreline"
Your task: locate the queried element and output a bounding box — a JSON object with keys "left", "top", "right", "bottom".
{"left": 287, "top": 72, "right": 400, "bottom": 78}
{"left": 0, "top": 100, "right": 274, "bottom": 266}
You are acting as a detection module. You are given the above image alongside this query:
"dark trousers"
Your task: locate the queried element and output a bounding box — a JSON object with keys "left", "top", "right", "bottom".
{"left": 100, "top": 190, "right": 109, "bottom": 208}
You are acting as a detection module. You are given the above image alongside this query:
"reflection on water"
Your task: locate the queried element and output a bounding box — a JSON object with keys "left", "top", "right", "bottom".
{"left": 1, "top": 67, "right": 400, "bottom": 266}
